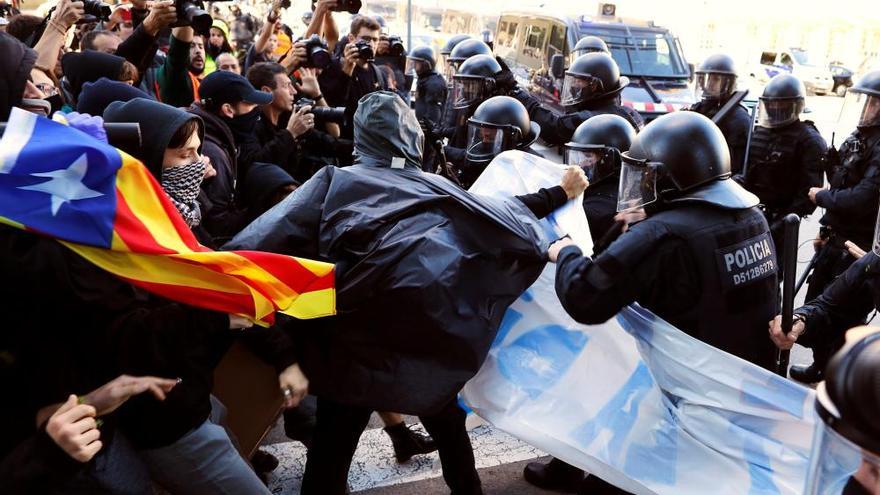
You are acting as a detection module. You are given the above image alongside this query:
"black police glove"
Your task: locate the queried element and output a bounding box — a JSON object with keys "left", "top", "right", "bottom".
{"left": 494, "top": 56, "right": 519, "bottom": 94}
{"left": 419, "top": 119, "right": 439, "bottom": 144}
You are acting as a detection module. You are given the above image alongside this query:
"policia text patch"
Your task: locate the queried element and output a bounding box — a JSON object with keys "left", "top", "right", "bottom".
{"left": 714, "top": 232, "right": 778, "bottom": 292}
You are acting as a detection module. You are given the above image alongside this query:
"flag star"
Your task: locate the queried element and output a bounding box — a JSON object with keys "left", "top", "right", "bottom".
{"left": 19, "top": 153, "right": 103, "bottom": 215}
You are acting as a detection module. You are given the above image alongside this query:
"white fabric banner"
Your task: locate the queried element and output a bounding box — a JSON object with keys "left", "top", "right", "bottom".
{"left": 462, "top": 151, "right": 817, "bottom": 495}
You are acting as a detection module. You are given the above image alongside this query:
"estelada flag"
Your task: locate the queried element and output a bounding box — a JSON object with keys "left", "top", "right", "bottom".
{"left": 0, "top": 108, "right": 334, "bottom": 325}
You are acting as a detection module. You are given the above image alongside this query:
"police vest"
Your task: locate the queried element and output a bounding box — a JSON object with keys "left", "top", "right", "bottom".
{"left": 824, "top": 128, "right": 880, "bottom": 246}
{"left": 607, "top": 203, "right": 779, "bottom": 369}
{"left": 745, "top": 122, "right": 814, "bottom": 209}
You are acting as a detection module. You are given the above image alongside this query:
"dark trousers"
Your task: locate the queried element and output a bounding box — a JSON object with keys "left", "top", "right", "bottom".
{"left": 300, "top": 396, "right": 482, "bottom": 495}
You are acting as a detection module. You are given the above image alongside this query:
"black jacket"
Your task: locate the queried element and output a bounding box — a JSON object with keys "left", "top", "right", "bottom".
{"left": 0, "top": 32, "right": 36, "bottom": 120}
{"left": 414, "top": 72, "right": 447, "bottom": 126}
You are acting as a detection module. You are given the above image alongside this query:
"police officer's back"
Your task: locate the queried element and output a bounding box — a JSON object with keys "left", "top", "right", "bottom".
{"left": 551, "top": 111, "right": 778, "bottom": 369}
{"left": 738, "top": 74, "right": 826, "bottom": 260}
{"left": 408, "top": 46, "right": 446, "bottom": 127}
{"left": 510, "top": 53, "right": 644, "bottom": 145}
{"left": 687, "top": 54, "right": 753, "bottom": 174}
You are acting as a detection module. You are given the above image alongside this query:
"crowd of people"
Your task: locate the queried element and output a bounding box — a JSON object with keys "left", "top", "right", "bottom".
{"left": 1, "top": 0, "right": 880, "bottom": 494}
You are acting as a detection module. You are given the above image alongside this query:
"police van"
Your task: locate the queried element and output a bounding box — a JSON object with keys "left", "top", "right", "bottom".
{"left": 751, "top": 48, "right": 834, "bottom": 95}
{"left": 495, "top": 9, "right": 695, "bottom": 122}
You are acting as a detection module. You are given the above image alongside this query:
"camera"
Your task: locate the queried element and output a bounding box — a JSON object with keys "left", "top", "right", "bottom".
{"left": 296, "top": 98, "right": 346, "bottom": 124}
{"left": 384, "top": 35, "right": 405, "bottom": 57}
{"left": 0, "top": 2, "right": 13, "bottom": 18}
{"left": 311, "top": 0, "right": 361, "bottom": 14}
{"left": 354, "top": 40, "right": 374, "bottom": 61}
{"left": 301, "top": 34, "right": 331, "bottom": 69}
{"left": 83, "top": 0, "right": 111, "bottom": 21}
{"left": 173, "top": 0, "right": 213, "bottom": 34}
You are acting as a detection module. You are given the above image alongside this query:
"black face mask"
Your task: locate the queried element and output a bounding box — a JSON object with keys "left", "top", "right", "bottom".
{"left": 223, "top": 107, "right": 261, "bottom": 140}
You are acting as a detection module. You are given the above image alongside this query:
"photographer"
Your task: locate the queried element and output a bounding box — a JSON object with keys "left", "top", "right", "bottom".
{"left": 318, "top": 15, "right": 387, "bottom": 142}
{"left": 376, "top": 32, "right": 409, "bottom": 103}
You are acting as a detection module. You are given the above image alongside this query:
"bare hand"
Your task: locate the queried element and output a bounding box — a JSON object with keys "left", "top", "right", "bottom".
{"left": 548, "top": 236, "right": 576, "bottom": 263}
{"left": 286, "top": 105, "right": 315, "bottom": 138}
{"left": 281, "top": 42, "right": 308, "bottom": 72}
{"left": 46, "top": 395, "right": 101, "bottom": 462}
{"left": 202, "top": 156, "right": 216, "bottom": 179}
{"left": 81, "top": 375, "right": 179, "bottom": 416}
{"left": 808, "top": 186, "right": 826, "bottom": 204}
{"left": 614, "top": 208, "right": 647, "bottom": 233}
{"left": 52, "top": 0, "right": 85, "bottom": 29}
{"left": 313, "top": 0, "right": 338, "bottom": 14}
{"left": 845, "top": 240, "right": 867, "bottom": 259}
{"left": 768, "top": 315, "right": 806, "bottom": 351}
{"left": 278, "top": 364, "right": 309, "bottom": 408}
{"left": 143, "top": 1, "right": 177, "bottom": 37}
{"left": 813, "top": 231, "right": 827, "bottom": 253}
{"left": 560, "top": 165, "right": 589, "bottom": 199}
{"left": 342, "top": 43, "right": 358, "bottom": 76}
{"left": 377, "top": 38, "right": 390, "bottom": 56}
{"left": 229, "top": 314, "right": 254, "bottom": 330}
{"left": 296, "top": 67, "right": 321, "bottom": 98}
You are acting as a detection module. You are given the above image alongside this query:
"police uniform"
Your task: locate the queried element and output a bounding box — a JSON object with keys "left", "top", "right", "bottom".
{"left": 414, "top": 72, "right": 447, "bottom": 126}
{"left": 689, "top": 99, "right": 752, "bottom": 175}
{"left": 739, "top": 120, "right": 827, "bottom": 262}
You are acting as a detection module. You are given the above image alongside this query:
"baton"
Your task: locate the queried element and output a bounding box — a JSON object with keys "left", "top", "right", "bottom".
{"left": 793, "top": 247, "right": 822, "bottom": 296}
{"left": 0, "top": 122, "right": 142, "bottom": 150}
{"left": 776, "top": 214, "right": 801, "bottom": 377}
{"left": 593, "top": 220, "right": 625, "bottom": 256}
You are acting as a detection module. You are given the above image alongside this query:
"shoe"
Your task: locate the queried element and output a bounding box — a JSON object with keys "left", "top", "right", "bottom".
{"left": 523, "top": 458, "right": 584, "bottom": 492}
{"left": 790, "top": 363, "right": 824, "bottom": 383}
{"left": 251, "top": 449, "right": 279, "bottom": 473}
{"left": 383, "top": 422, "right": 438, "bottom": 462}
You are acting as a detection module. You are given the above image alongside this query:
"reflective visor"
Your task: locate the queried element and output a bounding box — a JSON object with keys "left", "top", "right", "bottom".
{"left": 805, "top": 399, "right": 880, "bottom": 494}
{"left": 758, "top": 97, "right": 803, "bottom": 128}
{"left": 694, "top": 73, "right": 736, "bottom": 101}
{"left": 452, "top": 76, "right": 488, "bottom": 109}
{"left": 564, "top": 147, "right": 604, "bottom": 181}
{"left": 839, "top": 91, "right": 880, "bottom": 131}
{"left": 444, "top": 61, "right": 457, "bottom": 85}
{"left": 561, "top": 72, "right": 605, "bottom": 106}
{"left": 617, "top": 157, "right": 657, "bottom": 212}
{"left": 465, "top": 123, "right": 509, "bottom": 163}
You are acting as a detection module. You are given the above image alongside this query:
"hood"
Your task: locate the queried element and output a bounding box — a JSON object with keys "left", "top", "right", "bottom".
{"left": 61, "top": 51, "right": 126, "bottom": 102}
{"left": 0, "top": 32, "right": 37, "bottom": 121}
{"left": 187, "top": 103, "right": 237, "bottom": 155}
{"left": 77, "top": 77, "right": 150, "bottom": 116}
{"left": 353, "top": 91, "right": 424, "bottom": 169}
{"left": 103, "top": 97, "right": 204, "bottom": 178}
{"left": 244, "top": 162, "right": 298, "bottom": 209}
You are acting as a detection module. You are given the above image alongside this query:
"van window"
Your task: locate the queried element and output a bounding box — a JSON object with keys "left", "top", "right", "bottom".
{"left": 549, "top": 23, "right": 566, "bottom": 61}
{"left": 520, "top": 23, "right": 548, "bottom": 69}
{"left": 760, "top": 51, "right": 776, "bottom": 66}
{"left": 496, "top": 18, "right": 519, "bottom": 61}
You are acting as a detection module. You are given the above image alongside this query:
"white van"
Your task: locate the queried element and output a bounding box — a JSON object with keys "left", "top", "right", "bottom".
{"left": 752, "top": 48, "right": 834, "bottom": 95}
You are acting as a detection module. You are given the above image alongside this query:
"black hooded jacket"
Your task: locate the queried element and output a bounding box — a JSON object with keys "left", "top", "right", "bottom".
{"left": 61, "top": 51, "right": 127, "bottom": 105}
{"left": 0, "top": 32, "right": 37, "bottom": 120}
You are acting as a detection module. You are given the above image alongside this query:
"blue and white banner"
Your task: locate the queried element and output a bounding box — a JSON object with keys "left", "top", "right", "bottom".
{"left": 462, "top": 151, "right": 817, "bottom": 495}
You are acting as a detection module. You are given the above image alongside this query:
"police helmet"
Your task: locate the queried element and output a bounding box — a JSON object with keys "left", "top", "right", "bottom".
{"left": 758, "top": 74, "right": 806, "bottom": 128}
{"left": 465, "top": 96, "right": 540, "bottom": 166}
{"left": 441, "top": 34, "right": 472, "bottom": 56}
{"left": 573, "top": 36, "right": 609, "bottom": 56}
{"left": 451, "top": 55, "right": 501, "bottom": 109}
{"left": 618, "top": 111, "right": 757, "bottom": 212}
{"left": 562, "top": 53, "right": 629, "bottom": 107}
{"left": 564, "top": 114, "right": 635, "bottom": 183}
{"left": 407, "top": 45, "right": 436, "bottom": 72}
{"left": 695, "top": 53, "right": 738, "bottom": 101}
{"left": 840, "top": 70, "right": 880, "bottom": 129}
{"left": 447, "top": 39, "right": 493, "bottom": 66}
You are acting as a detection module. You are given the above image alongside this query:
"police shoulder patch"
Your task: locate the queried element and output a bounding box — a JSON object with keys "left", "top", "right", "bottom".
{"left": 715, "top": 232, "right": 778, "bottom": 292}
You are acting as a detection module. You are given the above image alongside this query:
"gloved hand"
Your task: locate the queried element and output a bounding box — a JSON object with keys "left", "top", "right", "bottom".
{"left": 494, "top": 56, "right": 519, "bottom": 93}
{"left": 55, "top": 112, "right": 108, "bottom": 143}
{"left": 419, "top": 118, "right": 438, "bottom": 144}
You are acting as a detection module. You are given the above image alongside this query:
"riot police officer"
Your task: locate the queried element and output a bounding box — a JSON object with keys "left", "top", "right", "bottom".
{"left": 439, "top": 34, "right": 472, "bottom": 83}
{"left": 408, "top": 45, "right": 448, "bottom": 171}
{"left": 687, "top": 53, "right": 753, "bottom": 174}
{"left": 571, "top": 35, "right": 609, "bottom": 58}
{"left": 523, "top": 113, "right": 636, "bottom": 493}
{"left": 509, "top": 52, "right": 644, "bottom": 146}
{"left": 445, "top": 39, "right": 493, "bottom": 81}
{"left": 791, "top": 70, "right": 880, "bottom": 384}
{"left": 736, "top": 73, "right": 826, "bottom": 273}
{"left": 550, "top": 111, "right": 779, "bottom": 372}
{"left": 458, "top": 95, "right": 541, "bottom": 187}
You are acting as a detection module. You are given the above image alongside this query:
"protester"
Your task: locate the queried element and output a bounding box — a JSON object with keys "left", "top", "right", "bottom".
{"left": 205, "top": 18, "right": 233, "bottom": 75}
{"left": 215, "top": 51, "right": 241, "bottom": 73}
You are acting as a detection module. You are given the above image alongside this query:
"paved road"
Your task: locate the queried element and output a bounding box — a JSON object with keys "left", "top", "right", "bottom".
{"left": 261, "top": 97, "right": 848, "bottom": 494}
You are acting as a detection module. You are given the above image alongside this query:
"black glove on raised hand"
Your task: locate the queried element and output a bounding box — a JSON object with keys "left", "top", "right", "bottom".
{"left": 494, "top": 56, "right": 519, "bottom": 93}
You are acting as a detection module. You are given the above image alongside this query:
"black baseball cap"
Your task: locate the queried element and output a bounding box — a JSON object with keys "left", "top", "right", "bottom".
{"left": 199, "top": 70, "right": 273, "bottom": 106}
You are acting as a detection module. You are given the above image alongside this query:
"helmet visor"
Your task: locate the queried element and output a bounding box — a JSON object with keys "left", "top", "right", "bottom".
{"left": 573, "top": 47, "right": 606, "bottom": 59}
{"left": 561, "top": 73, "right": 605, "bottom": 107}
{"left": 758, "top": 97, "right": 804, "bottom": 128}
{"left": 695, "top": 73, "right": 736, "bottom": 101}
{"left": 443, "top": 61, "right": 457, "bottom": 85}
{"left": 805, "top": 406, "right": 880, "bottom": 494}
{"left": 406, "top": 58, "right": 429, "bottom": 75}
{"left": 466, "top": 123, "right": 509, "bottom": 164}
{"left": 617, "top": 156, "right": 658, "bottom": 212}
{"left": 453, "top": 77, "right": 488, "bottom": 109}
{"left": 564, "top": 147, "right": 604, "bottom": 181}
{"left": 839, "top": 91, "right": 880, "bottom": 132}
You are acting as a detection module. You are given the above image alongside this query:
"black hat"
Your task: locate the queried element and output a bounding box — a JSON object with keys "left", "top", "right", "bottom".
{"left": 199, "top": 70, "right": 272, "bottom": 107}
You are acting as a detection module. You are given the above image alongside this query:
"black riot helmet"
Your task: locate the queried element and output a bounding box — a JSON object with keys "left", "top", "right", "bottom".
{"left": 562, "top": 53, "right": 629, "bottom": 108}
{"left": 806, "top": 326, "right": 880, "bottom": 495}
{"left": 406, "top": 45, "right": 436, "bottom": 75}
{"left": 441, "top": 34, "right": 472, "bottom": 57}
{"left": 451, "top": 55, "right": 501, "bottom": 110}
{"left": 564, "top": 114, "right": 635, "bottom": 183}
{"left": 758, "top": 74, "right": 806, "bottom": 128}
{"left": 694, "top": 53, "right": 738, "bottom": 102}
{"left": 465, "top": 96, "right": 540, "bottom": 167}
{"left": 839, "top": 70, "right": 880, "bottom": 130}
{"left": 618, "top": 111, "right": 757, "bottom": 212}
{"left": 572, "top": 36, "right": 609, "bottom": 58}
{"left": 448, "top": 39, "right": 493, "bottom": 66}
